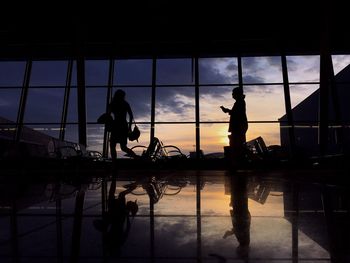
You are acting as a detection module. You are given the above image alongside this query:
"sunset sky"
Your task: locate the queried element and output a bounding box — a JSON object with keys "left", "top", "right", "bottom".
{"left": 1, "top": 55, "right": 350, "bottom": 156}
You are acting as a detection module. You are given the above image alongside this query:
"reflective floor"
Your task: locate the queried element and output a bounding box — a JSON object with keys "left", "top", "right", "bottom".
{"left": 1, "top": 169, "right": 350, "bottom": 262}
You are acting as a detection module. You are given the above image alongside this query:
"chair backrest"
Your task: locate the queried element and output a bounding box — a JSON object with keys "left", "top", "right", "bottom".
{"left": 143, "top": 137, "right": 172, "bottom": 161}
{"left": 254, "top": 136, "right": 268, "bottom": 155}
{"left": 144, "top": 137, "right": 160, "bottom": 159}
{"left": 246, "top": 136, "right": 268, "bottom": 157}
{"left": 50, "top": 139, "right": 78, "bottom": 158}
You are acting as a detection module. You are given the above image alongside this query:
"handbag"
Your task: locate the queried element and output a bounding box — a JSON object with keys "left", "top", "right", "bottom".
{"left": 97, "top": 113, "right": 114, "bottom": 132}
{"left": 128, "top": 120, "right": 140, "bottom": 142}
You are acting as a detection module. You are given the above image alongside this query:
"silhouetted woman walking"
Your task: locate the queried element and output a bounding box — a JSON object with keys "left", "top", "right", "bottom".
{"left": 108, "top": 89, "right": 137, "bottom": 160}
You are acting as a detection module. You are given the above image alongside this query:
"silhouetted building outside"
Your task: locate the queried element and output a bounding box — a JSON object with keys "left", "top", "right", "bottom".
{"left": 279, "top": 65, "right": 350, "bottom": 157}
{"left": 0, "top": 116, "right": 77, "bottom": 159}
{"left": 0, "top": 116, "right": 53, "bottom": 158}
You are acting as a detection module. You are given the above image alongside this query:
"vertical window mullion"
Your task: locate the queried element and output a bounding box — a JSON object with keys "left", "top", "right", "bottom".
{"left": 15, "top": 59, "right": 32, "bottom": 142}
{"left": 195, "top": 57, "right": 200, "bottom": 158}
{"left": 151, "top": 57, "right": 157, "bottom": 142}
{"left": 59, "top": 59, "right": 73, "bottom": 140}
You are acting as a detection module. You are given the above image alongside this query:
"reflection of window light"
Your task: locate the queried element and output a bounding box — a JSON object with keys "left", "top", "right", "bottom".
{"left": 0, "top": 128, "right": 17, "bottom": 131}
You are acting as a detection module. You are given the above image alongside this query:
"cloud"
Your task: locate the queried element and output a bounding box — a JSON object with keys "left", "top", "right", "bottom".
{"left": 199, "top": 57, "right": 237, "bottom": 84}
{"left": 154, "top": 218, "right": 197, "bottom": 256}
{"left": 242, "top": 56, "right": 283, "bottom": 83}
{"left": 286, "top": 56, "right": 320, "bottom": 82}
{"left": 156, "top": 88, "right": 195, "bottom": 118}
{"left": 332, "top": 55, "right": 350, "bottom": 74}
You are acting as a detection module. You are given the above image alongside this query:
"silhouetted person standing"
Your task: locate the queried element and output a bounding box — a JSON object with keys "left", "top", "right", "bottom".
{"left": 221, "top": 87, "right": 248, "bottom": 165}
{"left": 108, "top": 89, "right": 137, "bottom": 160}
{"left": 221, "top": 87, "right": 248, "bottom": 148}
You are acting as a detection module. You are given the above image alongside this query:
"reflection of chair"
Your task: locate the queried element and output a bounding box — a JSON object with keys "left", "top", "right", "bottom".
{"left": 248, "top": 181, "right": 271, "bottom": 204}
{"left": 130, "top": 137, "right": 186, "bottom": 161}
{"left": 125, "top": 175, "right": 189, "bottom": 204}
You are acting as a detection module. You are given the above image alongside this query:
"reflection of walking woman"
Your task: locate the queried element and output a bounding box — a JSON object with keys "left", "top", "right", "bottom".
{"left": 93, "top": 179, "right": 138, "bottom": 257}
{"left": 108, "top": 89, "right": 137, "bottom": 159}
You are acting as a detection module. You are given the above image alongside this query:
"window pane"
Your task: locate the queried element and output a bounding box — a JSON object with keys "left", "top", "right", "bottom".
{"left": 71, "top": 61, "right": 78, "bottom": 86}
{"left": 0, "top": 88, "right": 22, "bottom": 121}
{"left": 24, "top": 88, "right": 64, "bottom": 123}
{"left": 247, "top": 123, "right": 281, "bottom": 146}
{"left": 87, "top": 124, "right": 104, "bottom": 152}
{"left": 201, "top": 123, "right": 229, "bottom": 155}
{"left": 199, "top": 57, "right": 238, "bottom": 84}
{"left": 0, "top": 61, "right": 26, "bottom": 87}
{"left": 86, "top": 88, "right": 108, "bottom": 122}
{"left": 30, "top": 61, "right": 68, "bottom": 86}
{"left": 64, "top": 124, "right": 79, "bottom": 143}
{"left": 332, "top": 54, "right": 350, "bottom": 75}
{"left": 155, "top": 124, "right": 194, "bottom": 156}
{"left": 200, "top": 86, "right": 233, "bottom": 121}
{"left": 245, "top": 85, "right": 285, "bottom": 121}
{"left": 289, "top": 84, "right": 319, "bottom": 110}
{"left": 85, "top": 60, "right": 109, "bottom": 86}
{"left": 242, "top": 56, "right": 283, "bottom": 83}
{"left": 157, "top": 58, "right": 193, "bottom": 85}
{"left": 67, "top": 87, "right": 78, "bottom": 123}
{"left": 286, "top": 56, "right": 320, "bottom": 82}
{"left": 156, "top": 87, "right": 194, "bottom": 122}
{"left": 115, "top": 59, "right": 152, "bottom": 85}
{"left": 112, "top": 87, "right": 151, "bottom": 122}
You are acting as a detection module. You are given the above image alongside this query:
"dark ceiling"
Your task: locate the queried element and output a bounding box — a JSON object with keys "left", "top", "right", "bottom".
{"left": 1, "top": 1, "right": 349, "bottom": 59}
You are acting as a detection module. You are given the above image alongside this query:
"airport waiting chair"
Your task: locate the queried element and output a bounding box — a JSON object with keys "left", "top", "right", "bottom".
{"left": 130, "top": 137, "right": 187, "bottom": 161}
{"left": 245, "top": 136, "right": 269, "bottom": 161}
{"left": 48, "top": 139, "right": 103, "bottom": 161}
{"left": 245, "top": 136, "right": 289, "bottom": 164}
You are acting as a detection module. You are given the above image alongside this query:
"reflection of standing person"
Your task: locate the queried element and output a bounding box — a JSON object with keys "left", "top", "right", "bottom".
{"left": 223, "top": 175, "right": 251, "bottom": 259}
{"left": 220, "top": 87, "right": 248, "bottom": 150}
{"left": 108, "top": 89, "right": 137, "bottom": 159}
